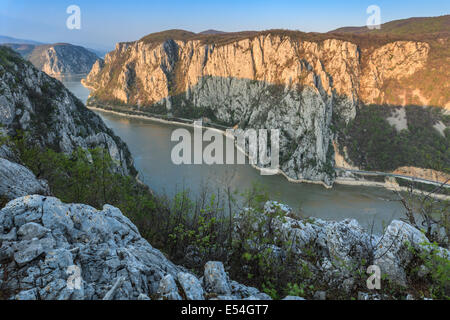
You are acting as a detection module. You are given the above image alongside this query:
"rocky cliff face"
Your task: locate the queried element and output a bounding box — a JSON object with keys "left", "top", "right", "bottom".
{"left": 84, "top": 31, "right": 441, "bottom": 185}
{"left": 0, "top": 46, "right": 135, "bottom": 176}
{"left": 359, "top": 41, "right": 430, "bottom": 104}
{"left": 26, "top": 43, "right": 100, "bottom": 77}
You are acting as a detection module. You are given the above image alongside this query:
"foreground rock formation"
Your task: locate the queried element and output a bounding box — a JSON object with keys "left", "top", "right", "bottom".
{"left": 0, "top": 195, "right": 273, "bottom": 300}
{"left": 234, "top": 201, "right": 449, "bottom": 296}
{"left": 1, "top": 196, "right": 447, "bottom": 300}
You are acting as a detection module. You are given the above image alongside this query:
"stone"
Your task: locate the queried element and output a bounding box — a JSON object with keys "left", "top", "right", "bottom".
{"left": 157, "top": 274, "right": 182, "bottom": 300}
{"left": 374, "top": 220, "right": 434, "bottom": 286}
{"left": 103, "top": 276, "right": 125, "bottom": 300}
{"left": 0, "top": 158, "right": 50, "bottom": 201}
{"left": 215, "top": 295, "right": 237, "bottom": 300}
{"left": 28, "top": 44, "right": 99, "bottom": 77}
{"left": 0, "top": 47, "right": 134, "bottom": 177}
{"left": 229, "top": 280, "right": 260, "bottom": 299}
{"left": 283, "top": 296, "right": 306, "bottom": 300}
{"left": 13, "top": 239, "right": 45, "bottom": 266}
{"left": 357, "top": 292, "right": 380, "bottom": 300}
{"left": 17, "top": 222, "right": 50, "bottom": 240}
{"left": 0, "top": 227, "right": 17, "bottom": 242}
{"left": 15, "top": 288, "right": 38, "bottom": 300}
{"left": 313, "top": 291, "right": 326, "bottom": 300}
{"left": 203, "top": 261, "right": 231, "bottom": 295}
{"left": 178, "top": 272, "right": 204, "bottom": 300}
{"left": 406, "top": 294, "right": 415, "bottom": 300}
{"left": 138, "top": 293, "right": 151, "bottom": 300}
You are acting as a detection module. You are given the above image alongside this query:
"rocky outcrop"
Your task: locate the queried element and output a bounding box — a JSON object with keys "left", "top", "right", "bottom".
{"left": 26, "top": 43, "right": 100, "bottom": 77}
{"left": 0, "top": 194, "right": 446, "bottom": 300}
{"left": 234, "top": 201, "right": 449, "bottom": 293}
{"left": 0, "top": 46, "right": 134, "bottom": 176}
{"left": 360, "top": 41, "right": 430, "bottom": 104}
{"left": 83, "top": 59, "right": 104, "bottom": 89}
{"left": 0, "top": 195, "right": 273, "bottom": 300}
{"left": 374, "top": 220, "right": 449, "bottom": 287}
{"left": 84, "top": 31, "right": 436, "bottom": 185}
{"left": 0, "top": 158, "right": 49, "bottom": 201}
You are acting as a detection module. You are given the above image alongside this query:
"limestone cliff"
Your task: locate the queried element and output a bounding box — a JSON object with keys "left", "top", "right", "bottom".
{"left": 83, "top": 29, "right": 448, "bottom": 185}
{"left": 0, "top": 46, "right": 135, "bottom": 176}
{"left": 25, "top": 43, "right": 100, "bottom": 77}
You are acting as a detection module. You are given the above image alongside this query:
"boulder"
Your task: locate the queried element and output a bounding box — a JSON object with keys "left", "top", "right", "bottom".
{"left": 325, "top": 219, "right": 371, "bottom": 268}
{"left": 0, "top": 158, "right": 49, "bottom": 201}
{"left": 178, "top": 272, "right": 204, "bottom": 300}
{"left": 0, "top": 195, "right": 181, "bottom": 300}
{"left": 203, "top": 261, "right": 232, "bottom": 295}
{"left": 157, "top": 274, "right": 182, "bottom": 300}
{"left": 0, "top": 196, "right": 272, "bottom": 300}
{"left": 17, "top": 222, "right": 50, "bottom": 240}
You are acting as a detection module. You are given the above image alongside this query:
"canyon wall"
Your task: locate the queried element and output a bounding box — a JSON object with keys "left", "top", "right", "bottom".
{"left": 27, "top": 43, "right": 100, "bottom": 77}
{"left": 0, "top": 46, "right": 135, "bottom": 176}
{"left": 83, "top": 32, "right": 446, "bottom": 185}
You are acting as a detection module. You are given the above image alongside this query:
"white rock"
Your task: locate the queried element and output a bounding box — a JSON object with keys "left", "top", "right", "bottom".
{"left": 203, "top": 261, "right": 231, "bottom": 295}
{"left": 178, "top": 272, "right": 204, "bottom": 300}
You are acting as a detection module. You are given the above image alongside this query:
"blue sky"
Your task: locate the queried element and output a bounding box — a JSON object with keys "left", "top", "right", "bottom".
{"left": 0, "top": 0, "right": 448, "bottom": 50}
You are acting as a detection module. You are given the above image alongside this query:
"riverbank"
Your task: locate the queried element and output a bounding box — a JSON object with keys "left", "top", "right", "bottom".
{"left": 87, "top": 105, "right": 334, "bottom": 188}
{"left": 336, "top": 176, "right": 450, "bottom": 200}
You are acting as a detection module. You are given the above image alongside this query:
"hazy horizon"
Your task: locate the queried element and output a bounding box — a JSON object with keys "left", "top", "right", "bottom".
{"left": 1, "top": 0, "right": 449, "bottom": 51}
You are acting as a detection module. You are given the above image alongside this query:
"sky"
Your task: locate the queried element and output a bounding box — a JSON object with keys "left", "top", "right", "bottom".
{"left": 0, "top": 0, "right": 449, "bottom": 50}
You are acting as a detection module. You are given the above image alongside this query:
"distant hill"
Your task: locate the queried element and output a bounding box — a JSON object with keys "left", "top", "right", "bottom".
{"left": 329, "top": 15, "right": 450, "bottom": 37}
{"left": 198, "top": 30, "right": 226, "bottom": 35}
{"left": 2, "top": 43, "right": 36, "bottom": 59}
{"left": 139, "top": 29, "right": 197, "bottom": 43}
{"left": 2, "top": 42, "right": 101, "bottom": 77}
{"left": 0, "top": 35, "right": 43, "bottom": 45}
{"left": 27, "top": 43, "right": 100, "bottom": 76}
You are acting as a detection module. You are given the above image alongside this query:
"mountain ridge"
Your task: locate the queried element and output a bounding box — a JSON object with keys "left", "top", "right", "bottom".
{"left": 329, "top": 14, "right": 450, "bottom": 36}
{"left": 2, "top": 42, "right": 101, "bottom": 77}
{"left": 0, "top": 35, "right": 43, "bottom": 45}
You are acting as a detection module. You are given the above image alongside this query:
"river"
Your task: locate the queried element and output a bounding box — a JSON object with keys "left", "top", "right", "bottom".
{"left": 60, "top": 75, "right": 406, "bottom": 232}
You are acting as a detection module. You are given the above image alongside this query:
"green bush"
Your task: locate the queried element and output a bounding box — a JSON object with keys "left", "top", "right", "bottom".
{"left": 336, "top": 105, "right": 450, "bottom": 173}
{"left": 408, "top": 240, "right": 450, "bottom": 299}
